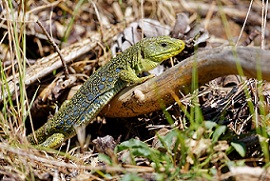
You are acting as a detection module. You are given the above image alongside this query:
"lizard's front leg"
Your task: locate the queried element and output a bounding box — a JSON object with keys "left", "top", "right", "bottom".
{"left": 119, "top": 66, "right": 154, "bottom": 85}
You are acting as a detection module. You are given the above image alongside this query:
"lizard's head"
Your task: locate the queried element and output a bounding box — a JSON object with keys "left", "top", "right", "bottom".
{"left": 139, "top": 36, "right": 185, "bottom": 71}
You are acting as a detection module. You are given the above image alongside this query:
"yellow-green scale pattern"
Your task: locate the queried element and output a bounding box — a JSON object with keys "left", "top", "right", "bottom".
{"left": 27, "top": 36, "right": 185, "bottom": 148}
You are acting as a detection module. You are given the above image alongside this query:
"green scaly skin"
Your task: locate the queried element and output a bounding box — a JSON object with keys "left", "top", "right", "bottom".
{"left": 27, "top": 36, "right": 185, "bottom": 148}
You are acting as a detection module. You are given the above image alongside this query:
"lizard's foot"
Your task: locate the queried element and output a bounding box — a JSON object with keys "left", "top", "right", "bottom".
{"left": 38, "top": 133, "right": 65, "bottom": 148}
{"left": 120, "top": 68, "right": 155, "bottom": 85}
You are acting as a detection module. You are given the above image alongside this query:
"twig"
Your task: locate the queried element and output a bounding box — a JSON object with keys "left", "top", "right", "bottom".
{"left": 91, "top": 2, "right": 104, "bottom": 42}
{"left": 236, "top": 0, "right": 254, "bottom": 46}
{"left": 36, "top": 20, "right": 69, "bottom": 78}
{"left": 240, "top": 29, "right": 259, "bottom": 46}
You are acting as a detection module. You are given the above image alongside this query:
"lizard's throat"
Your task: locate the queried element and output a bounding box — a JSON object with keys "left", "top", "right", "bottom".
{"left": 138, "top": 59, "right": 160, "bottom": 72}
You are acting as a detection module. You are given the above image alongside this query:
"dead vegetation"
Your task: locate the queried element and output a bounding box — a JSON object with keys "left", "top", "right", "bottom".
{"left": 1, "top": 0, "right": 270, "bottom": 180}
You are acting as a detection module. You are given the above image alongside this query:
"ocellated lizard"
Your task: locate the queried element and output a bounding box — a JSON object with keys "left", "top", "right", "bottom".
{"left": 27, "top": 36, "right": 185, "bottom": 148}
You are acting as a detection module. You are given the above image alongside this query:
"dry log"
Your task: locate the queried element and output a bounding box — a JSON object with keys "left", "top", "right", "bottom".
{"left": 101, "top": 46, "right": 270, "bottom": 117}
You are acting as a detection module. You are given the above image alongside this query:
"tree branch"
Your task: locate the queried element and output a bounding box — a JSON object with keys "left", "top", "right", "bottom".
{"left": 101, "top": 46, "right": 270, "bottom": 117}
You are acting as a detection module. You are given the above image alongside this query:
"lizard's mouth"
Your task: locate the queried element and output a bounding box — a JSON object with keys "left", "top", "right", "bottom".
{"left": 151, "top": 48, "right": 184, "bottom": 62}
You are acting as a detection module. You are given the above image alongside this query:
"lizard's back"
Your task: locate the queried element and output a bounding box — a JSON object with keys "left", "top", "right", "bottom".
{"left": 27, "top": 36, "right": 185, "bottom": 148}
{"left": 29, "top": 52, "right": 130, "bottom": 144}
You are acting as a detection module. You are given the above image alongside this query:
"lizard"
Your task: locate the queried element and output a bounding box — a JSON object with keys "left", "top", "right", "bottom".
{"left": 27, "top": 36, "right": 185, "bottom": 148}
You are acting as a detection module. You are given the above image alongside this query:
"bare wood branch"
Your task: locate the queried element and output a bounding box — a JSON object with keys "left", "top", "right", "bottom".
{"left": 0, "top": 25, "right": 122, "bottom": 103}
{"left": 101, "top": 46, "right": 270, "bottom": 118}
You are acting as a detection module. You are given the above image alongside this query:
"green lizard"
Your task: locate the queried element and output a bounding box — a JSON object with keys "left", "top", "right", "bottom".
{"left": 27, "top": 36, "right": 185, "bottom": 148}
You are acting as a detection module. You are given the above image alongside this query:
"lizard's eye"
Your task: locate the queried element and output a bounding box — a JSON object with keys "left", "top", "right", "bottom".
{"left": 160, "top": 42, "right": 168, "bottom": 47}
